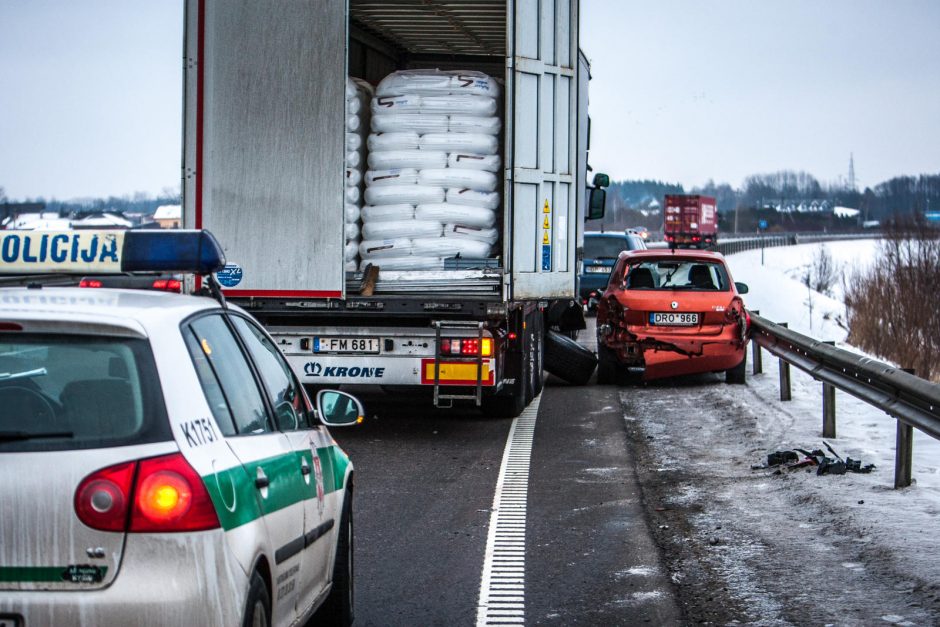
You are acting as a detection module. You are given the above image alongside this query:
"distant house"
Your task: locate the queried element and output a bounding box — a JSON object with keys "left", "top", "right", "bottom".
{"left": 3, "top": 211, "right": 69, "bottom": 230}
{"left": 71, "top": 212, "right": 133, "bottom": 229}
{"left": 153, "top": 204, "right": 182, "bottom": 229}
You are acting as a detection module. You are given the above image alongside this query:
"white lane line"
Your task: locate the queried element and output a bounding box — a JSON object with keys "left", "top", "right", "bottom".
{"left": 476, "top": 394, "right": 540, "bottom": 626}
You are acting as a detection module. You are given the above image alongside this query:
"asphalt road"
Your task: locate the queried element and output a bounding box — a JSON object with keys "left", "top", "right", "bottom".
{"left": 332, "top": 376, "right": 680, "bottom": 625}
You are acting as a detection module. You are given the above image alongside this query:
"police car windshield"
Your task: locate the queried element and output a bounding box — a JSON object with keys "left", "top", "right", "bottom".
{"left": 0, "top": 334, "right": 171, "bottom": 452}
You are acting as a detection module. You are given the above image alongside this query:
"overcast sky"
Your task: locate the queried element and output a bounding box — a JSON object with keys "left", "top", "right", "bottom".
{"left": 1, "top": 1, "right": 938, "bottom": 201}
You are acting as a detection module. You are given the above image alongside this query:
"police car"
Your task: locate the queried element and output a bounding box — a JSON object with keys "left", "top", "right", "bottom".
{"left": 0, "top": 229, "right": 360, "bottom": 627}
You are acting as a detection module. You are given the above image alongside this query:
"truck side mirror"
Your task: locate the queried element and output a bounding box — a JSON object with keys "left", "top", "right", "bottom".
{"left": 593, "top": 172, "right": 610, "bottom": 188}
{"left": 588, "top": 187, "right": 606, "bottom": 220}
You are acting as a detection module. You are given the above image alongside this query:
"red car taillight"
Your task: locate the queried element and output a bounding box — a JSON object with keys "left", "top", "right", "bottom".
{"left": 75, "top": 453, "right": 220, "bottom": 533}
{"left": 440, "top": 337, "right": 493, "bottom": 357}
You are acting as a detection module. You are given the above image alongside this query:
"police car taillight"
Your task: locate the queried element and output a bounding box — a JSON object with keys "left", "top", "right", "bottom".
{"left": 75, "top": 453, "right": 220, "bottom": 533}
{"left": 75, "top": 461, "right": 136, "bottom": 532}
{"left": 79, "top": 279, "right": 103, "bottom": 288}
{"left": 440, "top": 337, "right": 493, "bottom": 357}
{"left": 129, "top": 453, "right": 219, "bottom": 532}
{"left": 151, "top": 278, "right": 182, "bottom": 292}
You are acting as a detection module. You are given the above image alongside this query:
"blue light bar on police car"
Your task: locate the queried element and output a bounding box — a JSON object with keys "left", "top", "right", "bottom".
{"left": 0, "top": 229, "right": 226, "bottom": 275}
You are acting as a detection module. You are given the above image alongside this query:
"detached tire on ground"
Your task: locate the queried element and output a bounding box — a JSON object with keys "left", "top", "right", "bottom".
{"left": 544, "top": 330, "right": 597, "bottom": 385}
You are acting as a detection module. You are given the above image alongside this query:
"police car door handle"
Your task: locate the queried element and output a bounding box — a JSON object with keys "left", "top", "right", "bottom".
{"left": 255, "top": 471, "right": 270, "bottom": 489}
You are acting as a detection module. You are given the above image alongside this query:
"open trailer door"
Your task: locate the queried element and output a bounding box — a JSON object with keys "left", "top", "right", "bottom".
{"left": 183, "top": 0, "right": 347, "bottom": 298}
{"left": 508, "top": 0, "right": 579, "bottom": 300}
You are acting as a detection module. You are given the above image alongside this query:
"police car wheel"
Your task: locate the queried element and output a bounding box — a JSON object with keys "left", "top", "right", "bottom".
{"left": 316, "top": 489, "right": 354, "bottom": 626}
{"left": 243, "top": 571, "right": 271, "bottom": 627}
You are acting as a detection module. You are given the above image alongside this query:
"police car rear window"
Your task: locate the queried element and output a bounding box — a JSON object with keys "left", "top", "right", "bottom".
{"left": 0, "top": 334, "right": 171, "bottom": 452}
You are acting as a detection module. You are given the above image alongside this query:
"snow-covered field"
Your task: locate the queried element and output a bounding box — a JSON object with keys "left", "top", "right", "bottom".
{"left": 621, "top": 239, "right": 940, "bottom": 625}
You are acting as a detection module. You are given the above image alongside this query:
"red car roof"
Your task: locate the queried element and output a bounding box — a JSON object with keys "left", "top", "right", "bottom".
{"left": 618, "top": 248, "right": 727, "bottom": 263}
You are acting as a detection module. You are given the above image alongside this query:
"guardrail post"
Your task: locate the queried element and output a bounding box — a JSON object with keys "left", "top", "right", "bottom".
{"left": 895, "top": 368, "right": 916, "bottom": 489}
{"left": 822, "top": 341, "right": 836, "bottom": 437}
{"left": 778, "top": 323, "right": 791, "bottom": 401}
{"left": 749, "top": 309, "right": 762, "bottom": 374}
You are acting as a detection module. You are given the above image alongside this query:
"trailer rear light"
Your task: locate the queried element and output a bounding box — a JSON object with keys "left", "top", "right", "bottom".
{"left": 692, "top": 236, "right": 702, "bottom": 242}
{"left": 440, "top": 337, "right": 493, "bottom": 357}
{"left": 151, "top": 278, "right": 182, "bottom": 292}
{"left": 0, "top": 322, "right": 23, "bottom": 331}
{"left": 79, "top": 279, "right": 103, "bottom": 288}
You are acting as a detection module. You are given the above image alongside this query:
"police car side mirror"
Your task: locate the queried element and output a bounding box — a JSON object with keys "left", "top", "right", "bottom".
{"left": 316, "top": 390, "right": 364, "bottom": 427}
{"left": 735, "top": 282, "right": 749, "bottom": 295}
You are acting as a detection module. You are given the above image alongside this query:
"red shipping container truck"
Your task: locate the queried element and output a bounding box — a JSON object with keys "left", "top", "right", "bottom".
{"left": 663, "top": 194, "right": 718, "bottom": 249}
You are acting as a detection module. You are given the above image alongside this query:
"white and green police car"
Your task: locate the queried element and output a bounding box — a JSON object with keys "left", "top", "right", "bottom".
{"left": 0, "top": 230, "right": 360, "bottom": 627}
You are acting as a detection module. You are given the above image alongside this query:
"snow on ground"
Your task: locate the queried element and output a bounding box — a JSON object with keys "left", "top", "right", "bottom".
{"left": 728, "top": 239, "right": 940, "bottom": 566}
{"left": 618, "top": 239, "right": 940, "bottom": 624}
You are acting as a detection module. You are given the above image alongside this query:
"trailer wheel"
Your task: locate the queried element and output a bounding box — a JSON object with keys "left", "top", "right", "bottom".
{"left": 544, "top": 330, "right": 597, "bottom": 385}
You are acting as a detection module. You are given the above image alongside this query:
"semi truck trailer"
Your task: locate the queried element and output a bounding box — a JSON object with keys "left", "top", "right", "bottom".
{"left": 663, "top": 194, "right": 718, "bottom": 249}
{"left": 183, "top": 0, "right": 606, "bottom": 417}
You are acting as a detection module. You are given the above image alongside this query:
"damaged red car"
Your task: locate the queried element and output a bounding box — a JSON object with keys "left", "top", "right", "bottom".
{"left": 595, "top": 249, "right": 750, "bottom": 383}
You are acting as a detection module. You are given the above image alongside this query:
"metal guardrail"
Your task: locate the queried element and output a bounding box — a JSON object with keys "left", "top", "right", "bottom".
{"left": 748, "top": 313, "right": 940, "bottom": 488}
{"left": 714, "top": 232, "right": 875, "bottom": 256}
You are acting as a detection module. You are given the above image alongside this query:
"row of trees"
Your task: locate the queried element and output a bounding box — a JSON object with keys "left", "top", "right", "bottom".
{"left": 598, "top": 171, "right": 940, "bottom": 233}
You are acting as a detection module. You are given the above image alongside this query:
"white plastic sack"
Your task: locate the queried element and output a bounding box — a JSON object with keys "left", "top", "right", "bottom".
{"left": 345, "top": 203, "right": 361, "bottom": 223}
{"left": 371, "top": 95, "right": 422, "bottom": 115}
{"left": 368, "top": 150, "right": 447, "bottom": 171}
{"left": 346, "top": 132, "right": 362, "bottom": 151}
{"left": 361, "top": 204, "right": 415, "bottom": 222}
{"left": 359, "top": 237, "right": 414, "bottom": 258}
{"left": 368, "top": 131, "right": 420, "bottom": 152}
{"left": 418, "top": 168, "right": 497, "bottom": 193}
{"left": 446, "top": 188, "right": 500, "bottom": 210}
{"left": 346, "top": 78, "right": 358, "bottom": 100}
{"left": 346, "top": 115, "right": 360, "bottom": 132}
{"left": 449, "top": 115, "right": 501, "bottom": 135}
{"left": 344, "top": 241, "right": 359, "bottom": 262}
{"left": 346, "top": 96, "right": 362, "bottom": 115}
{"left": 359, "top": 256, "right": 445, "bottom": 271}
{"left": 344, "top": 222, "right": 361, "bottom": 241}
{"left": 345, "top": 260, "right": 358, "bottom": 272}
{"left": 416, "top": 203, "right": 496, "bottom": 228}
{"left": 444, "top": 223, "right": 499, "bottom": 244}
{"left": 372, "top": 113, "right": 449, "bottom": 134}
{"left": 365, "top": 168, "right": 419, "bottom": 187}
{"left": 364, "top": 185, "right": 444, "bottom": 206}
{"left": 376, "top": 70, "right": 500, "bottom": 99}
{"left": 419, "top": 133, "right": 498, "bottom": 155}
{"left": 362, "top": 219, "right": 442, "bottom": 240}
{"left": 346, "top": 168, "right": 362, "bottom": 187}
{"left": 351, "top": 76, "right": 374, "bottom": 97}
{"left": 346, "top": 151, "right": 361, "bottom": 168}
{"left": 345, "top": 186, "right": 360, "bottom": 203}
{"left": 412, "top": 237, "right": 492, "bottom": 258}
{"left": 447, "top": 153, "right": 501, "bottom": 173}
{"left": 420, "top": 95, "right": 496, "bottom": 116}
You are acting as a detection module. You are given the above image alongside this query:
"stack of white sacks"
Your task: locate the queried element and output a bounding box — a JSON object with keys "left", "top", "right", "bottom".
{"left": 345, "top": 78, "right": 372, "bottom": 272}
{"left": 359, "top": 69, "right": 502, "bottom": 271}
